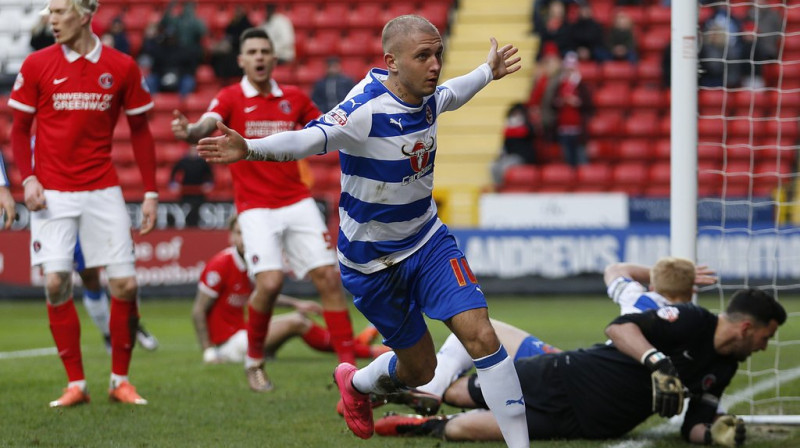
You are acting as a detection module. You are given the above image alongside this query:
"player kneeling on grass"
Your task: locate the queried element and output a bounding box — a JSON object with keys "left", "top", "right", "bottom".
{"left": 375, "top": 288, "right": 783, "bottom": 446}
{"left": 192, "top": 215, "right": 387, "bottom": 369}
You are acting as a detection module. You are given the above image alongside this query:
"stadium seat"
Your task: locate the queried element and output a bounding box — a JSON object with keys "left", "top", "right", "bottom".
{"left": 630, "top": 87, "right": 666, "bottom": 111}
{"left": 195, "top": 65, "right": 217, "bottom": 89}
{"left": 578, "top": 61, "right": 601, "bottom": 85}
{"left": 731, "top": 90, "right": 770, "bottom": 112}
{"left": 501, "top": 165, "right": 540, "bottom": 190}
{"left": 587, "top": 113, "right": 622, "bottom": 138}
{"left": 643, "top": 184, "right": 671, "bottom": 197}
{"left": 636, "top": 57, "right": 663, "bottom": 87}
{"left": 286, "top": 3, "right": 318, "bottom": 30}
{"left": 610, "top": 162, "right": 648, "bottom": 196}
{"left": 728, "top": 117, "right": 765, "bottom": 138}
{"left": 539, "top": 163, "right": 575, "bottom": 191}
{"left": 340, "top": 57, "right": 370, "bottom": 80}
{"left": 698, "top": 116, "right": 725, "bottom": 140}
{"left": 304, "top": 32, "right": 339, "bottom": 57}
{"left": 575, "top": 163, "right": 611, "bottom": 191}
{"left": 272, "top": 64, "right": 295, "bottom": 84}
{"left": 594, "top": 84, "right": 630, "bottom": 110}
{"left": 314, "top": 3, "right": 349, "bottom": 29}
{"left": 295, "top": 58, "right": 327, "bottom": 85}
{"left": 157, "top": 143, "right": 186, "bottom": 166}
{"left": 646, "top": 6, "right": 671, "bottom": 27}
{"left": 338, "top": 30, "right": 375, "bottom": 58}
{"left": 653, "top": 139, "right": 670, "bottom": 160}
{"left": 648, "top": 162, "right": 671, "bottom": 186}
{"left": 586, "top": 140, "right": 617, "bottom": 162}
{"left": 153, "top": 93, "right": 182, "bottom": 113}
{"left": 640, "top": 26, "right": 670, "bottom": 55}
{"left": 347, "top": 4, "right": 384, "bottom": 30}
{"left": 725, "top": 143, "right": 754, "bottom": 165}
{"left": 617, "top": 139, "right": 652, "bottom": 161}
{"left": 420, "top": 2, "right": 450, "bottom": 30}
{"left": 697, "top": 143, "right": 724, "bottom": 163}
{"left": 624, "top": 112, "right": 659, "bottom": 138}
{"left": 602, "top": 61, "right": 636, "bottom": 83}
{"left": 765, "top": 118, "right": 799, "bottom": 144}
{"left": 184, "top": 91, "right": 215, "bottom": 114}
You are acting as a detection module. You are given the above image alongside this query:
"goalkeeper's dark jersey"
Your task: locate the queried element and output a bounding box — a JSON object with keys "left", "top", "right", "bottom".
{"left": 518, "top": 304, "right": 738, "bottom": 439}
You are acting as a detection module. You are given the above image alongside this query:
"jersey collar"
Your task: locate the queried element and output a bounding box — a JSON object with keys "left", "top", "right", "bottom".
{"left": 240, "top": 76, "right": 283, "bottom": 99}
{"left": 62, "top": 34, "right": 102, "bottom": 63}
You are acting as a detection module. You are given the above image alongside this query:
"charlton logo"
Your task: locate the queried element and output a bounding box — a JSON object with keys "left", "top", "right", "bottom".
{"left": 33, "top": 240, "right": 42, "bottom": 253}
{"left": 279, "top": 99, "right": 291, "bottom": 114}
{"left": 401, "top": 137, "right": 435, "bottom": 172}
{"left": 252, "top": 255, "right": 259, "bottom": 265}
{"left": 99, "top": 73, "right": 113, "bottom": 89}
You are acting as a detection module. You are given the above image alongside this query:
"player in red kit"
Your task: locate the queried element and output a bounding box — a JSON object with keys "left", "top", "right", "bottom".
{"left": 193, "top": 216, "right": 386, "bottom": 365}
{"left": 8, "top": 0, "right": 157, "bottom": 407}
{"left": 172, "top": 27, "right": 358, "bottom": 391}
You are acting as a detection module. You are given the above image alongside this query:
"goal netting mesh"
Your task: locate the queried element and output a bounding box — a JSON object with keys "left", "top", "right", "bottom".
{"left": 694, "top": 0, "right": 800, "bottom": 420}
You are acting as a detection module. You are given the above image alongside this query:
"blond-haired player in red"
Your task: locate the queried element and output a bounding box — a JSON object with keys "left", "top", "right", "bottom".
{"left": 8, "top": 0, "right": 157, "bottom": 407}
{"left": 172, "top": 27, "right": 357, "bottom": 392}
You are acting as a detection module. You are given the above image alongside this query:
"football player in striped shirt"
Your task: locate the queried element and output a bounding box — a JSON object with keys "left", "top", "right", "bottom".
{"left": 197, "top": 15, "right": 528, "bottom": 446}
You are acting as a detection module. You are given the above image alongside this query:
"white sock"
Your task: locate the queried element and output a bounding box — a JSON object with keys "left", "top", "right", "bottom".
{"left": 244, "top": 356, "right": 263, "bottom": 369}
{"left": 83, "top": 290, "right": 110, "bottom": 336}
{"left": 416, "top": 333, "right": 473, "bottom": 397}
{"left": 110, "top": 373, "right": 129, "bottom": 389}
{"left": 352, "top": 351, "right": 396, "bottom": 395}
{"left": 68, "top": 380, "right": 87, "bottom": 391}
{"left": 474, "top": 346, "right": 529, "bottom": 448}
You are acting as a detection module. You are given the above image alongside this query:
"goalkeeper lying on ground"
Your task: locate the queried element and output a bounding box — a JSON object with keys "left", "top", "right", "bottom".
{"left": 375, "top": 288, "right": 785, "bottom": 446}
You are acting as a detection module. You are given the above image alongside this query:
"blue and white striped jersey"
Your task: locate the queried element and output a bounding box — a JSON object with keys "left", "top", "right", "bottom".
{"left": 307, "top": 65, "right": 492, "bottom": 274}
{"left": 607, "top": 276, "right": 673, "bottom": 315}
{"left": 0, "top": 152, "right": 9, "bottom": 187}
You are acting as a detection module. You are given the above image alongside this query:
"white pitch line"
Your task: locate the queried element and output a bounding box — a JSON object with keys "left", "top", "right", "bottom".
{"left": 0, "top": 347, "right": 56, "bottom": 360}
{"left": 604, "top": 367, "right": 800, "bottom": 448}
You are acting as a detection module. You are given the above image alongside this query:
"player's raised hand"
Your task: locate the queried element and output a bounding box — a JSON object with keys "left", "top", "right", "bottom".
{"left": 171, "top": 110, "right": 190, "bottom": 141}
{"left": 140, "top": 195, "right": 158, "bottom": 235}
{"left": 0, "top": 187, "right": 16, "bottom": 230}
{"left": 23, "top": 176, "right": 46, "bottom": 211}
{"left": 197, "top": 122, "right": 247, "bottom": 164}
{"left": 486, "top": 37, "right": 521, "bottom": 80}
{"left": 694, "top": 265, "right": 718, "bottom": 286}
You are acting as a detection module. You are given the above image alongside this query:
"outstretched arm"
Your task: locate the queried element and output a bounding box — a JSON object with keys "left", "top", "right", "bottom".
{"left": 171, "top": 110, "right": 219, "bottom": 144}
{"left": 197, "top": 121, "right": 327, "bottom": 164}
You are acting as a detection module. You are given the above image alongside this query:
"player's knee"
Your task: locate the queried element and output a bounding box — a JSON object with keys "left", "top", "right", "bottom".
{"left": 460, "top": 326, "right": 501, "bottom": 358}
{"left": 310, "top": 265, "right": 341, "bottom": 293}
{"left": 44, "top": 272, "right": 72, "bottom": 305}
{"left": 108, "top": 276, "right": 138, "bottom": 300}
{"left": 254, "top": 272, "right": 283, "bottom": 297}
{"left": 285, "top": 312, "right": 311, "bottom": 333}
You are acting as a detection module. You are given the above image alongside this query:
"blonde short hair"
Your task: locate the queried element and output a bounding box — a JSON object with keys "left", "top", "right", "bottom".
{"left": 650, "top": 257, "right": 695, "bottom": 301}
{"left": 42, "top": 0, "right": 98, "bottom": 17}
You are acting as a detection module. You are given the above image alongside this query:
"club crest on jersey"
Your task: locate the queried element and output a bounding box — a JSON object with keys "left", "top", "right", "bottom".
{"left": 206, "top": 271, "right": 221, "bottom": 287}
{"left": 252, "top": 255, "right": 260, "bottom": 265}
{"left": 98, "top": 73, "right": 114, "bottom": 89}
{"left": 325, "top": 107, "right": 348, "bottom": 126}
{"left": 32, "top": 240, "right": 42, "bottom": 253}
{"left": 656, "top": 306, "right": 680, "bottom": 322}
{"left": 279, "top": 99, "right": 291, "bottom": 114}
{"left": 13, "top": 73, "right": 24, "bottom": 91}
{"left": 425, "top": 105, "right": 433, "bottom": 124}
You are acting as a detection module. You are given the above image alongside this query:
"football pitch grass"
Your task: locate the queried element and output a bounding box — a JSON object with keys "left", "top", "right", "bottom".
{"left": 1, "top": 295, "right": 799, "bottom": 447}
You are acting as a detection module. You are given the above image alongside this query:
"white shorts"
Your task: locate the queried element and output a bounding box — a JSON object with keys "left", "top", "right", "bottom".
{"left": 217, "top": 329, "right": 248, "bottom": 363}
{"left": 30, "top": 187, "right": 135, "bottom": 275}
{"left": 238, "top": 198, "right": 337, "bottom": 278}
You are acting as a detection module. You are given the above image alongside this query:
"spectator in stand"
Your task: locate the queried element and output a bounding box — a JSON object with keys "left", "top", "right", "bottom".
{"left": 157, "top": 0, "right": 207, "bottom": 97}
{"left": 210, "top": 6, "right": 253, "bottom": 83}
{"left": 311, "top": 57, "right": 356, "bottom": 114}
{"left": 136, "top": 21, "right": 161, "bottom": 71}
{"left": 541, "top": 52, "right": 592, "bottom": 167}
{"left": 490, "top": 103, "right": 537, "bottom": 187}
{"left": 702, "top": 5, "right": 743, "bottom": 62}
{"left": 30, "top": 14, "right": 55, "bottom": 51}
{"left": 169, "top": 145, "right": 214, "bottom": 227}
{"left": 106, "top": 17, "right": 130, "bottom": 55}
{"left": 606, "top": 10, "right": 638, "bottom": 63}
{"left": 260, "top": 3, "right": 295, "bottom": 65}
{"left": 738, "top": 1, "right": 782, "bottom": 88}
{"left": 567, "top": 3, "right": 609, "bottom": 62}
{"left": 699, "top": 24, "right": 742, "bottom": 88}
{"left": 144, "top": 28, "right": 198, "bottom": 97}
{"left": 527, "top": 44, "right": 562, "bottom": 142}
{"left": 535, "top": 1, "right": 570, "bottom": 60}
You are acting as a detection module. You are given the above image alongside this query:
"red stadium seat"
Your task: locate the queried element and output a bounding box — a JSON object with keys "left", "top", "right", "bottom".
{"left": 540, "top": 163, "right": 575, "bottom": 191}
{"left": 630, "top": 87, "right": 666, "bottom": 111}
{"left": 640, "top": 26, "right": 670, "bottom": 54}
{"left": 304, "top": 32, "right": 339, "bottom": 57}
{"left": 152, "top": 93, "right": 183, "bottom": 113}
{"left": 636, "top": 57, "right": 663, "bottom": 87}
{"left": 587, "top": 113, "right": 622, "bottom": 138}
{"left": 602, "top": 61, "right": 636, "bottom": 83}
{"left": 648, "top": 162, "right": 671, "bottom": 186}
{"left": 624, "top": 112, "right": 659, "bottom": 138}
{"left": 419, "top": 2, "right": 450, "bottom": 31}
{"left": 617, "top": 139, "right": 652, "bottom": 161}
{"left": 586, "top": 140, "right": 617, "bottom": 161}
{"left": 286, "top": 3, "right": 318, "bottom": 30}
{"left": 314, "top": 3, "right": 349, "bottom": 29}
{"left": 347, "top": 4, "right": 384, "bottom": 30}
{"left": 610, "top": 162, "right": 647, "bottom": 196}
{"left": 646, "top": 6, "right": 671, "bottom": 27}
{"left": 697, "top": 143, "right": 724, "bottom": 163}
{"left": 654, "top": 139, "right": 671, "bottom": 160}
{"left": 338, "top": 31, "right": 375, "bottom": 58}
{"left": 594, "top": 84, "right": 631, "bottom": 110}
{"left": 575, "top": 163, "right": 611, "bottom": 190}
{"left": 502, "top": 165, "right": 540, "bottom": 190}
{"left": 295, "top": 58, "right": 327, "bottom": 85}
{"left": 765, "top": 118, "right": 799, "bottom": 144}
{"left": 698, "top": 116, "right": 725, "bottom": 140}
{"left": 578, "top": 61, "right": 602, "bottom": 85}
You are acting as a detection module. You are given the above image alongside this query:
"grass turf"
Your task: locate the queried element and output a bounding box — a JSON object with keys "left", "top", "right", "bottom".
{"left": 0, "top": 295, "right": 798, "bottom": 447}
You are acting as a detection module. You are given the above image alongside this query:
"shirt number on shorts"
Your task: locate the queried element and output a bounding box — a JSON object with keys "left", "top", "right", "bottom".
{"left": 449, "top": 258, "right": 477, "bottom": 287}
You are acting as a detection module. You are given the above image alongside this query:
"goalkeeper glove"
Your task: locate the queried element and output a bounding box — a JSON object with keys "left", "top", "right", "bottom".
{"left": 707, "top": 415, "right": 746, "bottom": 447}
{"left": 642, "top": 349, "right": 685, "bottom": 417}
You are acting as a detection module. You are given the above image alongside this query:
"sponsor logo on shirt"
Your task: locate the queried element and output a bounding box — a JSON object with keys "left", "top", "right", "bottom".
{"left": 98, "top": 73, "right": 113, "bottom": 89}
{"left": 244, "top": 120, "right": 294, "bottom": 138}
{"left": 13, "top": 73, "right": 23, "bottom": 91}
{"left": 51, "top": 92, "right": 113, "bottom": 111}
{"left": 325, "top": 107, "right": 348, "bottom": 126}
{"left": 401, "top": 137, "right": 435, "bottom": 185}
{"left": 656, "top": 305, "right": 680, "bottom": 322}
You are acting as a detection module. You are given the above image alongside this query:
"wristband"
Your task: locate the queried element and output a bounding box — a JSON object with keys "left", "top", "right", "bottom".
{"left": 144, "top": 192, "right": 159, "bottom": 200}
{"left": 22, "top": 175, "right": 37, "bottom": 186}
{"left": 640, "top": 348, "right": 662, "bottom": 365}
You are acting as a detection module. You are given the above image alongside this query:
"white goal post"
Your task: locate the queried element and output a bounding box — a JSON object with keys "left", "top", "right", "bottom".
{"left": 673, "top": 0, "right": 800, "bottom": 424}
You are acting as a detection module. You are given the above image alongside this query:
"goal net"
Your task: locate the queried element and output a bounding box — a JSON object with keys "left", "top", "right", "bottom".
{"left": 690, "top": 0, "right": 800, "bottom": 420}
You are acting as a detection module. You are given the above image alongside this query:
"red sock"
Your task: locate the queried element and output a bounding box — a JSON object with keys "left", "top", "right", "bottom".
{"left": 353, "top": 343, "right": 374, "bottom": 359}
{"left": 47, "top": 300, "right": 84, "bottom": 382}
{"left": 323, "top": 310, "right": 356, "bottom": 364}
{"left": 110, "top": 297, "right": 138, "bottom": 376}
{"left": 301, "top": 322, "right": 332, "bottom": 352}
{"left": 247, "top": 305, "right": 271, "bottom": 360}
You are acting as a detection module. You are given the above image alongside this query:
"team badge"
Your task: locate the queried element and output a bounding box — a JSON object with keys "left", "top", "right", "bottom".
{"left": 252, "top": 255, "right": 260, "bottom": 265}
{"left": 656, "top": 306, "right": 680, "bottom": 322}
{"left": 401, "top": 137, "right": 435, "bottom": 172}
{"left": 13, "top": 73, "right": 24, "bottom": 91}
{"left": 325, "top": 107, "right": 348, "bottom": 126}
{"left": 425, "top": 104, "right": 433, "bottom": 124}
{"left": 206, "top": 271, "right": 221, "bottom": 287}
{"left": 99, "top": 73, "right": 114, "bottom": 89}
{"left": 702, "top": 374, "right": 716, "bottom": 391}
{"left": 279, "top": 99, "right": 291, "bottom": 114}
{"left": 32, "top": 240, "right": 41, "bottom": 253}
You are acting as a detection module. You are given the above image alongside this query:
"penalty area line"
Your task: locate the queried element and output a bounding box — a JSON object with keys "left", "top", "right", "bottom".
{"left": 0, "top": 347, "right": 56, "bottom": 360}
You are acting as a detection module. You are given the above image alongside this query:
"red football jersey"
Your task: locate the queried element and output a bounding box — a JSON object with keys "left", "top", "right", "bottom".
{"left": 8, "top": 38, "right": 154, "bottom": 191}
{"left": 203, "top": 78, "right": 321, "bottom": 212}
{"left": 198, "top": 247, "right": 253, "bottom": 345}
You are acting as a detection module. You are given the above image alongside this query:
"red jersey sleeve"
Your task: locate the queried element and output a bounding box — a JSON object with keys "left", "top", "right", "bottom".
{"left": 122, "top": 59, "right": 153, "bottom": 116}
{"left": 198, "top": 253, "right": 229, "bottom": 297}
{"left": 206, "top": 87, "right": 235, "bottom": 123}
{"left": 8, "top": 57, "right": 39, "bottom": 114}
{"left": 298, "top": 92, "right": 322, "bottom": 126}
